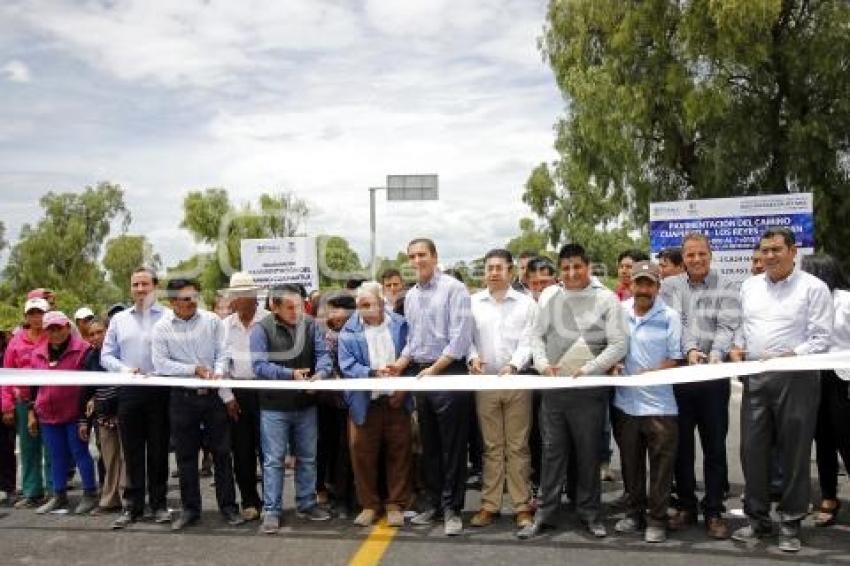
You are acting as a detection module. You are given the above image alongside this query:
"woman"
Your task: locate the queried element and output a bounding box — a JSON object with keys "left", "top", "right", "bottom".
{"left": 30, "top": 310, "right": 98, "bottom": 515}
{"left": 802, "top": 254, "right": 850, "bottom": 526}
{"left": 338, "top": 281, "right": 412, "bottom": 527}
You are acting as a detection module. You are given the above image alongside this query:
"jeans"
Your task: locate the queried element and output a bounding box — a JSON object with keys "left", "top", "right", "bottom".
{"left": 261, "top": 406, "right": 318, "bottom": 516}
{"left": 41, "top": 422, "right": 97, "bottom": 494}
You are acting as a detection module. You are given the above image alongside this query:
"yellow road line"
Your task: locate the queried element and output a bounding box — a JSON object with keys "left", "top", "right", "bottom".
{"left": 348, "top": 518, "right": 399, "bottom": 566}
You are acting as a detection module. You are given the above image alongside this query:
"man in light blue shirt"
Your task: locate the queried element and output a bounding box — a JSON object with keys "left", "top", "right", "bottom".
{"left": 151, "top": 277, "right": 242, "bottom": 531}
{"left": 613, "top": 261, "right": 682, "bottom": 544}
{"left": 101, "top": 267, "right": 170, "bottom": 529}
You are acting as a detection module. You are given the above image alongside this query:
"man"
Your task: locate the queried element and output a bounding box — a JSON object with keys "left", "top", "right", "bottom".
{"left": 74, "top": 307, "right": 95, "bottom": 341}
{"left": 615, "top": 249, "right": 650, "bottom": 301}
{"left": 656, "top": 248, "right": 685, "bottom": 279}
{"left": 380, "top": 269, "right": 405, "bottom": 311}
{"left": 661, "top": 232, "right": 740, "bottom": 539}
{"left": 221, "top": 272, "right": 266, "bottom": 522}
{"left": 151, "top": 278, "right": 242, "bottom": 531}
{"left": 251, "top": 284, "right": 333, "bottom": 534}
{"left": 750, "top": 244, "right": 765, "bottom": 276}
{"left": 730, "top": 227, "right": 833, "bottom": 553}
{"left": 526, "top": 256, "right": 557, "bottom": 303}
{"left": 520, "top": 243, "right": 628, "bottom": 540}
{"left": 385, "top": 238, "right": 473, "bottom": 537}
{"left": 512, "top": 250, "right": 537, "bottom": 294}
{"left": 102, "top": 267, "right": 171, "bottom": 529}
{"left": 467, "top": 249, "right": 536, "bottom": 531}
{"left": 613, "top": 262, "right": 682, "bottom": 543}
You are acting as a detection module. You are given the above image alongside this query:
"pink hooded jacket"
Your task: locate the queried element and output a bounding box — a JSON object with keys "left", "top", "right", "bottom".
{"left": 1, "top": 329, "right": 48, "bottom": 413}
{"left": 30, "top": 334, "right": 90, "bottom": 425}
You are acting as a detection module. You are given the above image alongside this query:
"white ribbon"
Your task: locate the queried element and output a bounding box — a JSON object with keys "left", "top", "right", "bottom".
{"left": 2, "top": 352, "right": 849, "bottom": 391}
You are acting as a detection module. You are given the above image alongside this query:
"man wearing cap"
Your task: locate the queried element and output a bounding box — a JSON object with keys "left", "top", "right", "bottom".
{"left": 1, "top": 297, "right": 51, "bottom": 508}
{"left": 221, "top": 272, "right": 266, "bottom": 522}
{"left": 612, "top": 261, "right": 682, "bottom": 543}
{"left": 660, "top": 232, "right": 739, "bottom": 539}
{"left": 101, "top": 267, "right": 171, "bottom": 529}
{"left": 74, "top": 307, "right": 95, "bottom": 341}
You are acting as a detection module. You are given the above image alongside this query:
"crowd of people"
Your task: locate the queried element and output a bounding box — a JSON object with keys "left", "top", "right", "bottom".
{"left": 0, "top": 226, "right": 848, "bottom": 555}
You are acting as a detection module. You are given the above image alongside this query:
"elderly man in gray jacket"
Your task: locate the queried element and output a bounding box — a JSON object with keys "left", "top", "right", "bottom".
{"left": 519, "top": 243, "right": 628, "bottom": 540}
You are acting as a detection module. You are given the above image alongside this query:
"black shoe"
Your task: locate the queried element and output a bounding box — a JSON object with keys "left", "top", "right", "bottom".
{"left": 171, "top": 513, "right": 200, "bottom": 532}
{"left": 112, "top": 510, "right": 139, "bottom": 530}
{"left": 224, "top": 511, "right": 245, "bottom": 526}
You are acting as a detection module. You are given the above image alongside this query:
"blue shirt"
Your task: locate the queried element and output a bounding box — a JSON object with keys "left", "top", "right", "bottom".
{"left": 614, "top": 297, "right": 682, "bottom": 417}
{"left": 151, "top": 309, "right": 227, "bottom": 377}
{"left": 401, "top": 270, "right": 473, "bottom": 363}
{"left": 101, "top": 302, "right": 167, "bottom": 374}
{"left": 249, "top": 318, "right": 333, "bottom": 380}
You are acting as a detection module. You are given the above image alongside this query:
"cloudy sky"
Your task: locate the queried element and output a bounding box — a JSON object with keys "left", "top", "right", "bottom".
{"left": 0, "top": 0, "right": 563, "bottom": 271}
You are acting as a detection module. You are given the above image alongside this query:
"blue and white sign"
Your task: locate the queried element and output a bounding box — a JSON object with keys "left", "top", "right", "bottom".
{"left": 650, "top": 193, "right": 814, "bottom": 280}
{"left": 240, "top": 237, "right": 319, "bottom": 291}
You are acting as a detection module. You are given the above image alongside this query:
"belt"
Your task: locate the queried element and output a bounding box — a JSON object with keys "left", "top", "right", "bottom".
{"left": 175, "top": 387, "right": 213, "bottom": 396}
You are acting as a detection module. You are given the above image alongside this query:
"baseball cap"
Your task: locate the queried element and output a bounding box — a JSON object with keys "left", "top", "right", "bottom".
{"left": 74, "top": 307, "right": 95, "bottom": 320}
{"left": 43, "top": 311, "right": 71, "bottom": 329}
{"left": 631, "top": 261, "right": 661, "bottom": 283}
{"left": 27, "top": 288, "right": 53, "bottom": 300}
{"left": 24, "top": 298, "right": 50, "bottom": 314}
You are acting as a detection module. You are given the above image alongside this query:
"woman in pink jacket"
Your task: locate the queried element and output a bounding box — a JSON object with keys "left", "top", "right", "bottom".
{"left": 1, "top": 297, "right": 51, "bottom": 508}
{"left": 30, "top": 311, "right": 98, "bottom": 515}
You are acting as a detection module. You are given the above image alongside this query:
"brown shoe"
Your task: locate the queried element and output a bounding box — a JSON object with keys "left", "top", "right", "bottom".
{"left": 470, "top": 509, "right": 497, "bottom": 527}
{"left": 667, "top": 509, "right": 696, "bottom": 531}
{"left": 516, "top": 511, "right": 534, "bottom": 528}
{"left": 706, "top": 516, "right": 731, "bottom": 540}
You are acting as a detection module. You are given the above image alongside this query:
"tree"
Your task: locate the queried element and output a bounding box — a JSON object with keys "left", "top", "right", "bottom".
{"left": 103, "top": 235, "right": 163, "bottom": 301}
{"left": 506, "top": 218, "right": 549, "bottom": 258}
{"left": 3, "top": 182, "right": 130, "bottom": 305}
{"left": 529, "top": 0, "right": 850, "bottom": 269}
{"left": 317, "top": 235, "right": 363, "bottom": 288}
{"left": 0, "top": 221, "right": 7, "bottom": 253}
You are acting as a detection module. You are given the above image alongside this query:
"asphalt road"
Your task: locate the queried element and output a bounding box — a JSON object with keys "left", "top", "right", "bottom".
{"left": 3, "top": 383, "right": 850, "bottom": 566}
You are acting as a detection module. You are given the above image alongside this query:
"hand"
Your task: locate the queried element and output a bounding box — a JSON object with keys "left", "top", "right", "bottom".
{"left": 375, "top": 367, "right": 393, "bottom": 377}
{"left": 416, "top": 366, "right": 437, "bottom": 379}
{"left": 498, "top": 364, "right": 517, "bottom": 376}
{"left": 708, "top": 352, "right": 723, "bottom": 364}
{"left": 27, "top": 410, "right": 38, "bottom": 437}
{"left": 687, "top": 349, "right": 707, "bottom": 365}
{"left": 544, "top": 366, "right": 559, "bottom": 377}
{"left": 609, "top": 363, "right": 625, "bottom": 376}
{"left": 225, "top": 399, "right": 240, "bottom": 422}
{"left": 78, "top": 424, "right": 90, "bottom": 442}
{"left": 195, "top": 366, "right": 213, "bottom": 380}
{"left": 293, "top": 368, "right": 311, "bottom": 381}
{"left": 130, "top": 367, "right": 142, "bottom": 375}
{"left": 728, "top": 347, "right": 745, "bottom": 363}
{"left": 1, "top": 411, "right": 13, "bottom": 428}
{"left": 570, "top": 367, "right": 586, "bottom": 379}
{"left": 385, "top": 359, "right": 408, "bottom": 377}
{"left": 85, "top": 399, "right": 95, "bottom": 418}
{"left": 469, "top": 358, "right": 485, "bottom": 375}
{"left": 388, "top": 391, "right": 405, "bottom": 409}
{"left": 760, "top": 350, "right": 795, "bottom": 361}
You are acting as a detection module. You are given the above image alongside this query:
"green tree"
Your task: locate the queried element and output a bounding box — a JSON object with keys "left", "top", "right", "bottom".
{"left": 0, "top": 221, "right": 7, "bottom": 252}
{"left": 103, "top": 235, "right": 163, "bottom": 301}
{"left": 529, "top": 0, "right": 850, "bottom": 269}
{"left": 506, "top": 217, "right": 549, "bottom": 258}
{"left": 317, "top": 235, "right": 363, "bottom": 288}
{"left": 3, "top": 182, "right": 130, "bottom": 306}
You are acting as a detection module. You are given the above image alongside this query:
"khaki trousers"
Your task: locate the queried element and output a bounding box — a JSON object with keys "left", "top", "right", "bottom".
{"left": 476, "top": 389, "right": 532, "bottom": 513}
{"left": 98, "top": 423, "right": 126, "bottom": 509}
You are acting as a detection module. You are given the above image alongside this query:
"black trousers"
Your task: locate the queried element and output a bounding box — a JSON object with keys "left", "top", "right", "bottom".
{"left": 0, "top": 420, "right": 15, "bottom": 493}
{"left": 231, "top": 389, "right": 262, "bottom": 510}
{"left": 170, "top": 390, "right": 238, "bottom": 517}
{"left": 741, "top": 371, "right": 820, "bottom": 525}
{"left": 815, "top": 370, "right": 850, "bottom": 500}
{"left": 673, "top": 379, "right": 730, "bottom": 518}
{"left": 411, "top": 361, "right": 470, "bottom": 514}
{"left": 316, "top": 395, "right": 356, "bottom": 512}
{"left": 536, "top": 387, "right": 608, "bottom": 524}
{"left": 118, "top": 390, "right": 170, "bottom": 515}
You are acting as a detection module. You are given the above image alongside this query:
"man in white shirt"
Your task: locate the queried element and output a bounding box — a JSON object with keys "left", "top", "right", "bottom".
{"left": 467, "top": 249, "right": 537, "bottom": 532}
{"left": 730, "top": 227, "right": 834, "bottom": 553}
{"left": 221, "top": 272, "right": 266, "bottom": 522}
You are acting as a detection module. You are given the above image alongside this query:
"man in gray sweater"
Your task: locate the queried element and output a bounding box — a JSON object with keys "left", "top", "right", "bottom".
{"left": 519, "top": 243, "right": 628, "bottom": 540}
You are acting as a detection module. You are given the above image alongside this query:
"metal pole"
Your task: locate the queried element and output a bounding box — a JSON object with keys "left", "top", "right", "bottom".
{"left": 369, "top": 187, "right": 377, "bottom": 280}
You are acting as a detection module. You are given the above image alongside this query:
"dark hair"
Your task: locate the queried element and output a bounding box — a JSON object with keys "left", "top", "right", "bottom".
{"left": 443, "top": 268, "right": 465, "bottom": 284}
{"left": 132, "top": 266, "right": 159, "bottom": 285}
{"left": 753, "top": 242, "right": 762, "bottom": 252}
{"left": 327, "top": 294, "right": 356, "bottom": 311}
{"left": 87, "top": 316, "right": 107, "bottom": 329}
{"left": 345, "top": 277, "right": 366, "bottom": 290}
{"left": 617, "top": 249, "right": 649, "bottom": 264}
{"left": 380, "top": 268, "right": 402, "bottom": 282}
{"left": 165, "top": 277, "right": 199, "bottom": 293}
{"left": 681, "top": 232, "right": 711, "bottom": 251}
{"left": 801, "top": 254, "right": 847, "bottom": 292}
{"left": 558, "top": 243, "right": 589, "bottom": 265}
{"left": 527, "top": 256, "right": 556, "bottom": 277}
{"left": 518, "top": 250, "right": 537, "bottom": 260}
{"left": 483, "top": 248, "right": 513, "bottom": 265}
{"left": 656, "top": 247, "right": 683, "bottom": 267}
{"left": 407, "top": 238, "right": 437, "bottom": 256}
{"left": 760, "top": 227, "right": 796, "bottom": 247}
{"left": 267, "top": 283, "right": 306, "bottom": 307}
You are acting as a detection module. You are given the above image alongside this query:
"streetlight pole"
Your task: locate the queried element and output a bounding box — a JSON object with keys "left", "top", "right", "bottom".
{"left": 369, "top": 186, "right": 385, "bottom": 280}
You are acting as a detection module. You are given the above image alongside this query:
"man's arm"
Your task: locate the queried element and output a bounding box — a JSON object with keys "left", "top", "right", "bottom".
{"left": 440, "top": 284, "right": 473, "bottom": 363}
{"left": 338, "top": 332, "right": 371, "bottom": 379}
{"left": 250, "top": 325, "right": 293, "bottom": 380}
{"left": 312, "top": 324, "right": 332, "bottom": 379}
{"left": 581, "top": 295, "right": 628, "bottom": 375}
{"left": 794, "top": 282, "right": 835, "bottom": 356}
{"left": 709, "top": 279, "right": 742, "bottom": 361}
{"left": 530, "top": 300, "right": 551, "bottom": 375}
{"left": 151, "top": 323, "right": 196, "bottom": 376}
{"left": 508, "top": 299, "right": 536, "bottom": 371}
{"left": 101, "top": 317, "right": 132, "bottom": 373}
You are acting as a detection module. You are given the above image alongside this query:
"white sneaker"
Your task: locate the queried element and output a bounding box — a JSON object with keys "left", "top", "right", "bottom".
{"left": 354, "top": 509, "right": 376, "bottom": 527}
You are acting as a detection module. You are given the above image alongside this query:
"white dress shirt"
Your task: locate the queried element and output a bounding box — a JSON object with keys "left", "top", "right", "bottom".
{"left": 363, "top": 318, "right": 397, "bottom": 399}
{"left": 736, "top": 268, "right": 834, "bottom": 360}
{"left": 468, "top": 287, "right": 536, "bottom": 371}
{"left": 219, "top": 307, "right": 268, "bottom": 403}
{"left": 832, "top": 289, "right": 850, "bottom": 380}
